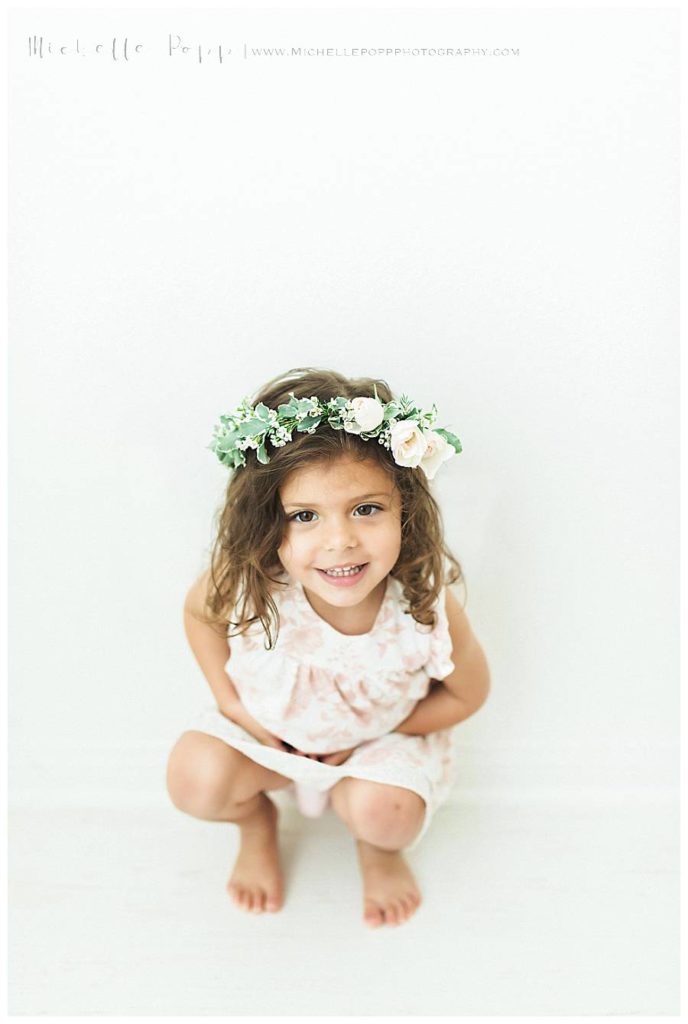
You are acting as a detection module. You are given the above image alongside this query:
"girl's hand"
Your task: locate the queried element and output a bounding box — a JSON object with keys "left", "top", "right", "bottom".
{"left": 218, "top": 702, "right": 291, "bottom": 752}
{"left": 286, "top": 746, "right": 357, "bottom": 766}
{"left": 319, "top": 747, "right": 356, "bottom": 766}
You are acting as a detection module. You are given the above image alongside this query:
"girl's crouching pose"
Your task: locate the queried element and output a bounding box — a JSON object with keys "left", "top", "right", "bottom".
{"left": 166, "top": 367, "right": 490, "bottom": 928}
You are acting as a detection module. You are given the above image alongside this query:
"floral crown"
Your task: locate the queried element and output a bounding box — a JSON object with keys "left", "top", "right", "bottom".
{"left": 209, "top": 386, "right": 462, "bottom": 481}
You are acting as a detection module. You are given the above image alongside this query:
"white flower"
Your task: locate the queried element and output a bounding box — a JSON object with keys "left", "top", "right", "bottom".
{"left": 419, "top": 429, "right": 455, "bottom": 480}
{"left": 342, "top": 403, "right": 363, "bottom": 434}
{"left": 389, "top": 419, "right": 428, "bottom": 468}
{"left": 351, "top": 396, "right": 385, "bottom": 432}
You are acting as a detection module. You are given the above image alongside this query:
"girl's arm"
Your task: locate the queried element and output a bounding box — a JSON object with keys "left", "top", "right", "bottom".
{"left": 183, "top": 569, "right": 239, "bottom": 713}
{"left": 183, "top": 570, "right": 289, "bottom": 750}
{"left": 393, "top": 680, "right": 480, "bottom": 735}
{"left": 394, "top": 588, "right": 491, "bottom": 736}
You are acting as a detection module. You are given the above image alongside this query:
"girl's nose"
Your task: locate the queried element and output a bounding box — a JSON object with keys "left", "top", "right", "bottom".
{"left": 324, "top": 521, "right": 358, "bottom": 551}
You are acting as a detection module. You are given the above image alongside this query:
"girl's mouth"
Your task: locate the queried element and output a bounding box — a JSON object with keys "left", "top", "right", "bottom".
{"left": 315, "top": 563, "right": 369, "bottom": 587}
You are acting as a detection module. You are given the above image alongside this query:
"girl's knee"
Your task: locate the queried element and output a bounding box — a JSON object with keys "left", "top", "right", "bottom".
{"left": 343, "top": 780, "right": 426, "bottom": 849}
{"left": 166, "top": 731, "right": 244, "bottom": 818}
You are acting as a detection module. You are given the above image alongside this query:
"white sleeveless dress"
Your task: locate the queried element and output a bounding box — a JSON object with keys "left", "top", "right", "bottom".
{"left": 186, "top": 572, "right": 459, "bottom": 851}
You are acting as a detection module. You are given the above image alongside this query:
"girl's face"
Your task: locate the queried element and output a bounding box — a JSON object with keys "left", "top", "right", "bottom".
{"left": 277, "top": 455, "right": 402, "bottom": 622}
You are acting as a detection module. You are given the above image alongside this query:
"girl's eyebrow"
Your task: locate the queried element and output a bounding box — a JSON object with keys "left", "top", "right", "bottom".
{"left": 283, "top": 491, "right": 392, "bottom": 511}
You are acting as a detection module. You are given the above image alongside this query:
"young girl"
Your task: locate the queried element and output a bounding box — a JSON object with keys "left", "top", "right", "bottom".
{"left": 166, "top": 367, "right": 490, "bottom": 929}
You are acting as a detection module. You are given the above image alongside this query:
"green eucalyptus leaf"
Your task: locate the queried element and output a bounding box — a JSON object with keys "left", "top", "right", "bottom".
{"left": 435, "top": 428, "right": 462, "bottom": 453}
{"left": 214, "top": 431, "right": 240, "bottom": 452}
{"left": 296, "top": 415, "right": 322, "bottom": 431}
{"left": 237, "top": 418, "right": 267, "bottom": 437}
{"left": 278, "top": 400, "right": 299, "bottom": 418}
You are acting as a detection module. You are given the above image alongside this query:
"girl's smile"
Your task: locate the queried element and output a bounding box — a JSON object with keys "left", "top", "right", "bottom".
{"left": 315, "top": 562, "right": 370, "bottom": 587}
{"left": 277, "top": 456, "right": 402, "bottom": 634}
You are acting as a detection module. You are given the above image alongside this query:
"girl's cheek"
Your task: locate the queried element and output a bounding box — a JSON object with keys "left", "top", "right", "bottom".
{"left": 277, "top": 540, "right": 292, "bottom": 565}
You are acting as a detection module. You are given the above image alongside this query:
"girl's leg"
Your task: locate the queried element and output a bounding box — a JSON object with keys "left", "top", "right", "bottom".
{"left": 329, "top": 777, "right": 426, "bottom": 849}
{"left": 166, "top": 731, "right": 292, "bottom": 913}
{"left": 166, "top": 730, "right": 292, "bottom": 820}
{"left": 329, "top": 777, "right": 425, "bottom": 928}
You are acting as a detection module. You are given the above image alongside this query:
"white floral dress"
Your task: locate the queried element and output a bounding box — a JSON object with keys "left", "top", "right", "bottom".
{"left": 187, "top": 572, "right": 459, "bottom": 850}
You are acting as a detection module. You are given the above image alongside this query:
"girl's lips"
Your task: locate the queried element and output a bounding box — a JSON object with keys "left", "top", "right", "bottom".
{"left": 315, "top": 563, "right": 369, "bottom": 587}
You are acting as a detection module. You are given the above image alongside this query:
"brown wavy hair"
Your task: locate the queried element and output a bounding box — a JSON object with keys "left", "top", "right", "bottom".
{"left": 205, "top": 366, "right": 464, "bottom": 649}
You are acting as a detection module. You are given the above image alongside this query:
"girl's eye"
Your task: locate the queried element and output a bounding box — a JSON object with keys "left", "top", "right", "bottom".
{"left": 290, "top": 510, "right": 317, "bottom": 524}
{"left": 354, "top": 505, "right": 380, "bottom": 520}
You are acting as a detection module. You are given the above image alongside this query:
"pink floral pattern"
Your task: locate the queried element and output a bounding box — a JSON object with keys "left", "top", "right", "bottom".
{"left": 227, "top": 572, "right": 455, "bottom": 753}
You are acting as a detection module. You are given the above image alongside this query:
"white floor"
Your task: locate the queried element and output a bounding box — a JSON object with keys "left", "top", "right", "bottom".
{"left": 8, "top": 791, "right": 679, "bottom": 1015}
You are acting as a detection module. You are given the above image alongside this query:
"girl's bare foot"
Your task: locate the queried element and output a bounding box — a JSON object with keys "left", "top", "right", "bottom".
{"left": 355, "top": 839, "right": 422, "bottom": 927}
{"left": 226, "top": 793, "right": 284, "bottom": 913}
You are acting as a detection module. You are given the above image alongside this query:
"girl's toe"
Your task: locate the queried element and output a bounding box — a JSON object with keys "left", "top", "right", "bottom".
{"left": 364, "top": 902, "right": 384, "bottom": 927}
{"left": 384, "top": 903, "right": 400, "bottom": 926}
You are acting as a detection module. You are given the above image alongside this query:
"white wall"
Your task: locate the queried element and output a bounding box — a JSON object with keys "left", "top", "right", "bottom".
{"left": 9, "top": 7, "right": 679, "bottom": 804}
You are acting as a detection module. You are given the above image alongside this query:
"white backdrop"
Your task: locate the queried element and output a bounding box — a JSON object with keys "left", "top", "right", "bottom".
{"left": 9, "top": 6, "right": 678, "bottom": 805}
